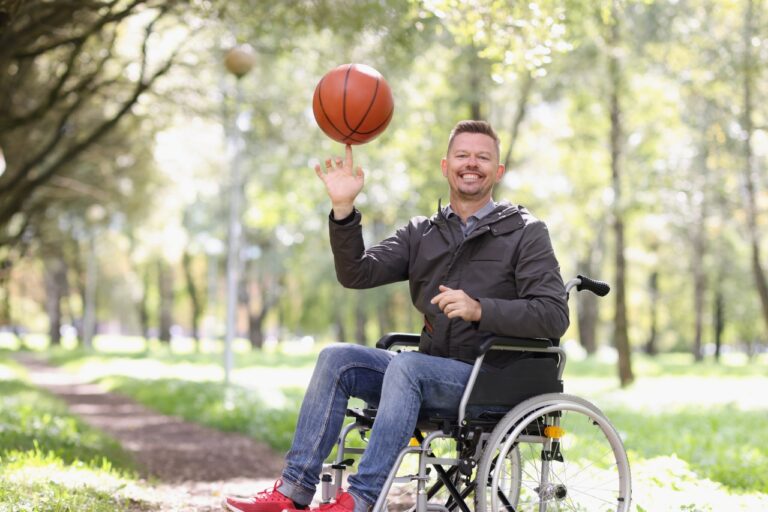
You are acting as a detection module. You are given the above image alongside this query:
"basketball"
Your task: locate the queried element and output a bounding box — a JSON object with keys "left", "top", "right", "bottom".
{"left": 312, "top": 63, "right": 394, "bottom": 145}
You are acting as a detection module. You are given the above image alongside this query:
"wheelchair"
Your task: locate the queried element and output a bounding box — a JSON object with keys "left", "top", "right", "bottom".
{"left": 320, "top": 276, "right": 632, "bottom": 512}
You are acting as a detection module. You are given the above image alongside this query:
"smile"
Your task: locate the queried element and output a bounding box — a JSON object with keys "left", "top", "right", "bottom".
{"left": 459, "top": 172, "right": 481, "bottom": 183}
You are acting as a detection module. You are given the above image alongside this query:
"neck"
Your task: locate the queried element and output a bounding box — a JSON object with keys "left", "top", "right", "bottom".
{"left": 448, "top": 195, "right": 492, "bottom": 223}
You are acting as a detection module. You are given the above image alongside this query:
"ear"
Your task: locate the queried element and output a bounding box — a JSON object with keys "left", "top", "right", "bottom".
{"left": 441, "top": 158, "right": 448, "bottom": 177}
{"left": 495, "top": 163, "right": 505, "bottom": 182}
{"left": 496, "top": 164, "right": 506, "bottom": 183}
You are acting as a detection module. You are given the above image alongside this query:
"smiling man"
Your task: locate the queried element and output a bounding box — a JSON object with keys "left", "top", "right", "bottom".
{"left": 223, "top": 120, "right": 569, "bottom": 512}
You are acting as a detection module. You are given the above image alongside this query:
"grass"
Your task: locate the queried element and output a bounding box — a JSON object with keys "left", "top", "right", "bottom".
{"left": 98, "top": 376, "right": 305, "bottom": 452}
{"left": 0, "top": 353, "right": 149, "bottom": 512}
{"left": 6, "top": 335, "right": 768, "bottom": 511}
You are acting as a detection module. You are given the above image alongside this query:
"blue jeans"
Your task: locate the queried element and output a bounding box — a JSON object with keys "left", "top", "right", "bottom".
{"left": 278, "top": 344, "right": 473, "bottom": 510}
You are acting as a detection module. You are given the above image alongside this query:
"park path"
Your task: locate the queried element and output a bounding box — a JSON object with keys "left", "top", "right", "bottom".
{"left": 14, "top": 353, "right": 286, "bottom": 511}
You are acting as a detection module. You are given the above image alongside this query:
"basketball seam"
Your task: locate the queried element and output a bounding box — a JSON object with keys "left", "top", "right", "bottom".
{"left": 352, "top": 104, "right": 393, "bottom": 135}
{"left": 349, "top": 73, "right": 380, "bottom": 134}
{"left": 342, "top": 65, "right": 354, "bottom": 133}
{"left": 317, "top": 72, "right": 364, "bottom": 143}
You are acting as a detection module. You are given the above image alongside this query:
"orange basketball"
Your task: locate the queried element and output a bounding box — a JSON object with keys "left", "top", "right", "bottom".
{"left": 312, "top": 63, "right": 394, "bottom": 145}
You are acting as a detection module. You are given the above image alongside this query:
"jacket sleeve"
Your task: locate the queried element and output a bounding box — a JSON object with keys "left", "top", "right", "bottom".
{"left": 328, "top": 208, "right": 410, "bottom": 289}
{"left": 476, "top": 221, "right": 570, "bottom": 339}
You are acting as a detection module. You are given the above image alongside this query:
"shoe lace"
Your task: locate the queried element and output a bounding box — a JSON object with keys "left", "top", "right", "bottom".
{"left": 253, "top": 480, "right": 288, "bottom": 502}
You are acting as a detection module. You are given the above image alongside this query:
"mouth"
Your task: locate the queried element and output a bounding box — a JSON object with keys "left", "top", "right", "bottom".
{"left": 458, "top": 171, "right": 482, "bottom": 183}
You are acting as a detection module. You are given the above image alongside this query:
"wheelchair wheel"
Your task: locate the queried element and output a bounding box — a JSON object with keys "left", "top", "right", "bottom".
{"left": 476, "top": 393, "right": 631, "bottom": 512}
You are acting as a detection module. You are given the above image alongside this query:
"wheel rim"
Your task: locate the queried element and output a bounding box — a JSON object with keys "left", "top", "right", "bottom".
{"left": 488, "top": 402, "right": 630, "bottom": 512}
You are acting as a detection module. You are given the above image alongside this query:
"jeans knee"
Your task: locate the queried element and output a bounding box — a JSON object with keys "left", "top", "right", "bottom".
{"left": 315, "top": 344, "right": 377, "bottom": 377}
{"left": 383, "top": 352, "right": 421, "bottom": 388}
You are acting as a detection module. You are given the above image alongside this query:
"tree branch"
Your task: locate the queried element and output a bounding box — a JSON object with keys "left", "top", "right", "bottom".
{"left": 0, "top": 19, "right": 187, "bottom": 226}
{"left": 7, "top": 29, "right": 118, "bottom": 134}
{"left": 13, "top": 0, "right": 144, "bottom": 59}
{"left": 502, "top": 72, "right": 533, "bottom": 170}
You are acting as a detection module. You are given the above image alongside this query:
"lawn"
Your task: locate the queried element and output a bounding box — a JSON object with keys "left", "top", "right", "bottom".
{"left": 0, "top": 352, "right": 153, "bottom": 512}
{"left": 4, "top": 334, "right": 768, "bottom": 511}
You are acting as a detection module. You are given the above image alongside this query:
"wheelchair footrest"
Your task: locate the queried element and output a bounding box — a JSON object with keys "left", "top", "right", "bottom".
{"left": 392, "top": 474, "right": 427, "bottom": 484}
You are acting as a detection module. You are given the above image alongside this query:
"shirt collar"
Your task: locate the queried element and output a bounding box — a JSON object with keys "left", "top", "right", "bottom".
{"left": 444, "top": 200, "right": 496, "bottom": 223}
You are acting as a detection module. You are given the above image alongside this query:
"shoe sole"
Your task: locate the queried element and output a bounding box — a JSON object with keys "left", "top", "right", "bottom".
{"left": 221, "top": 498, "right": 244, "bottom": 512}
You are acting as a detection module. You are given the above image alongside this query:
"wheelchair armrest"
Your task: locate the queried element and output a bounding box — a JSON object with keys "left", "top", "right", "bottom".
{"left": 474, "top": 335, "right": 555, "bottom": 358}
{"left": 376, "top": 332, "right": 420, "bottom": 350}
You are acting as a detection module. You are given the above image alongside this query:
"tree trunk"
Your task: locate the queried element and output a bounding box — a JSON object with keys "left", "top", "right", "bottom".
{"left": 576, "top": 228, "right": 605, "bottom": 355}
{"left": 608, "top": 3, "right": 634, "bottom": 387}
{"left": 139, "top": 265, "right": 150, "bottom": 341}
{"left": 466, "top": 44, "right": 484, "bottom": 120}
{"left": 741, "top": 0, "right": 768, "bottom": 337}
{"left": 182, "top": 250, "right": 202, "bottom": 351}
{"left": 81, "top": 233, "right": 97, "bottom": 349}
{"left": 0, "top": 256, "right": 13, "bottom": 330}
{"left": 248, "top": 310, "right": 266, "bottom": 349}
{"left": 334, "top": 300, "right": 347, "bottom": 342}
{"left": 157, "top": 259, "right": 173, "bottom": 343}
{"left": 376, "top": 290, "right": 395, "bottom": 339}
{"left": 645, "top": 270, "right": 659, "bottom": 355}
{"left": 242, "top": 256, "right": 280, "bottom": 351}
{"left": 576, "top": 253, "right": 599, "bottom": 355}
{"left": 355, "top": 294, "right": 367, "bottom": 346}
{"left": 44, "top": 255, "right": 67, "bottom": 346}
{"left": 691, "top": 195, "right": 707, "bottom": 362}
{"left": 713, "top": 285, "right": 724, "bottom": 362}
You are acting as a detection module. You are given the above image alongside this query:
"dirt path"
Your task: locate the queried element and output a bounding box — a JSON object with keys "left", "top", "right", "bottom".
{"left": 14, "top": 353, "right": 287, "bottom": 511}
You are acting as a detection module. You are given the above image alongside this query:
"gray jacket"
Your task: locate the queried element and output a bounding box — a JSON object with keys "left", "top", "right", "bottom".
{"left": 329, "top": 201, "right": 569, "bottom": 367}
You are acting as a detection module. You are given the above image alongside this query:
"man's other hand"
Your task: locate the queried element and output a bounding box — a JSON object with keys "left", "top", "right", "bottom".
{"left": 430, "top": 285, "right": 482, "bottom": 322}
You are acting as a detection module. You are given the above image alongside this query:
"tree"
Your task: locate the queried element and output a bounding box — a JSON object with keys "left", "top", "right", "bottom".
{"left": 740, "top": 0, "right": 768, "bottom": 336}
{"left": 0, "top": 0, "right": 197, "bottom": 248}
{"left": 606, "top": 0, "right": 634, "bottom": 386}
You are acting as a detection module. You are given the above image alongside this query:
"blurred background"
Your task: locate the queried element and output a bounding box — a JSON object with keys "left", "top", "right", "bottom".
{"left": 1, "top": 0, "right": 766, "bottom": 383}
{"left": 1, "top": 1, "right": 768, "bottom": 510}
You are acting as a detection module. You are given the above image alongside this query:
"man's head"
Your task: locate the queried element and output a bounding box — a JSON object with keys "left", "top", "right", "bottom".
{"left": 446, "top": 120, "right": 501, "bottom": 160}
{"left": 442, "top": 120, "right": 505, "bottom": 205}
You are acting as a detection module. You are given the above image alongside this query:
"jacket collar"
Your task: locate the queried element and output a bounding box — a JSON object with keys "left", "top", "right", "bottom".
{"left": 430, "top": 200, "right": 519, "bottom": 227}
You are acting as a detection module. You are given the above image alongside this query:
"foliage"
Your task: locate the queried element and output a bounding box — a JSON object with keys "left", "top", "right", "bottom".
{"left": 1, "top": 0, "right": 767, "bottom": 378}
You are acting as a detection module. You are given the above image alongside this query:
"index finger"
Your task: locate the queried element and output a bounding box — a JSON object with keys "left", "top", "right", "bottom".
{"left": 430, "top": 290, "right": 448, "bottom": 304}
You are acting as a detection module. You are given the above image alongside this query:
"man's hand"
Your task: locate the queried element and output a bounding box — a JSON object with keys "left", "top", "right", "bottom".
{"left": 430, "top": 285, "right": 482, "bottom": 322}
{"left": 314, "top": 144, "right": 364, "bottom": 219}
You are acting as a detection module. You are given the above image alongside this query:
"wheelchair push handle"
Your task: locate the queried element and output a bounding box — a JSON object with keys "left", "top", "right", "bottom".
{"left": 568, "top": 274, "right": 611, "bottom": 297}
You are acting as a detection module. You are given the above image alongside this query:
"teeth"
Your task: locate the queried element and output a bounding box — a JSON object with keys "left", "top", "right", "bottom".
{"left": 461, "top": 174, "right": 479, "bottom": 182}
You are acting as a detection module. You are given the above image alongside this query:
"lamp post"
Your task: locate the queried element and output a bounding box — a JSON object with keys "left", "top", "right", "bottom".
{"left": 223, "top": 44, "right": 255, "bottom": 391}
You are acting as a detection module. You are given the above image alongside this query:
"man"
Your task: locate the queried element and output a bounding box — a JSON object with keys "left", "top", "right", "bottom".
{"left": 223, "top": 120, "right": 569, "bottom": 512}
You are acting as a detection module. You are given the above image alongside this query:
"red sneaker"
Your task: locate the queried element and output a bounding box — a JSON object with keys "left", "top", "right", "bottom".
{"left": 222, "top": 480, "right": 307, "bottom": 512}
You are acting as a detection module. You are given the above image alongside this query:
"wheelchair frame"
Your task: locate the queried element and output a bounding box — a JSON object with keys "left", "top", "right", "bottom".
{"left": 321, "top": 276, "right": 632, "bottom": 512}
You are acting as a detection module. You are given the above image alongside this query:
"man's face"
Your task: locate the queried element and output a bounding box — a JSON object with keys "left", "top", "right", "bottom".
{"left": 441, "top": 132, "right": 505, "bottom": 202}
